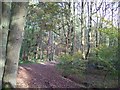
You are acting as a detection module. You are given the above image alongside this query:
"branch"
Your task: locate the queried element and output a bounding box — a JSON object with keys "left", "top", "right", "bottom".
{"left": 92, "top": 1, "right": 103, "bottom": 15}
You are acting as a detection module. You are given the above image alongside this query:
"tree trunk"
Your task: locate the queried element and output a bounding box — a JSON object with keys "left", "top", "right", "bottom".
{"left": 85, "top": 2, "right": 92, "bottom": 60}
{"left": 39, "top": 30, "right": 44, "bottom": 60}
{"left": 2, "top": 2, "right": 28, "bottom": 88}
{"left": 95, "top": 17, "right": 99, "bottom": 57}
{"left": 0, "top": 2, "right": 11, "bottom": 89}
{"left": 81, "top": 0, "right": 86, "bottom": 59}
{"left": 47, "top": 31, "right": 53, "bottom": 61}
{"left": 70, "top": 2, "right": 75, "bottom": 55}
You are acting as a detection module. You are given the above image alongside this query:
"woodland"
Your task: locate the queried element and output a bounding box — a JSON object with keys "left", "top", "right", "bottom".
{"left": 0, "top": 0, "right": 120, "bottom": 89}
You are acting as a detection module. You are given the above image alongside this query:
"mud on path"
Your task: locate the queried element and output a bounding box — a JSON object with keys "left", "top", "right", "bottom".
{"left": 16, "top": 62, "right": 85, "bottom": 88}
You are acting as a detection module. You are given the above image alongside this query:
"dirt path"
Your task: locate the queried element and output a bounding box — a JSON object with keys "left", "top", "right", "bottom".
{"left": 16, "top": 62, "right": 85, "bottom": 88}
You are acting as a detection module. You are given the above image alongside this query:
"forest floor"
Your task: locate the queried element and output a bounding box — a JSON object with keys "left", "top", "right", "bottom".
{"left": 16, "top": 61, "right": 85, "bottom": 88}
{"left": 16, "top": 61, "right": 118, "bottom": 88}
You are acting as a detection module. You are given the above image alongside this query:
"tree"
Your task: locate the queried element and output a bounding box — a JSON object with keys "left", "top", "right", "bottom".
{"left": 80, "top": 0, "right": 86, "bottom": 59}
{"left": 85, "top": 2, "right": 93, "bottom": 60}
{"left": 0, "top": 2, "right": 11, "bottom": 89}
{"left": 2, "top": 2, "right": 28, "bottom": 88}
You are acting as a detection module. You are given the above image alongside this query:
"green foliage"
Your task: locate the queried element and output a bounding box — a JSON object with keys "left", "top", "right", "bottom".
{"left": 98, "top": 27, "right": 118, "bottom": 38}
{"left": 73, "top": 51, "right": 83, "bottom": 61}
{"left": 93, "top": 44, "right": 118, "bottom": 76}
{"left": 57, "top": 52, "right": 86, "bottom": 76}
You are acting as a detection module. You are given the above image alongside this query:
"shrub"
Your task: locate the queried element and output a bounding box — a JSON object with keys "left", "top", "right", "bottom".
{"left": 57, "top": 52, "right": 86, "bottom": 76}
{"left": 91, "top": 44, "right": 118, "bottom": 77}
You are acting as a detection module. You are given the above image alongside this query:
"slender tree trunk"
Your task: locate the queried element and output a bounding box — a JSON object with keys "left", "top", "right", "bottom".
{"left": 36, "top": 33, "right": 40, "bottom": 60}
{"left": 95, "top": 17, "right": 99, "bottom": 57}
{"left": 61, "top": 10, "right": 66, "bottom": 54}
{"left": 85, "top": 2, "right": 92, "bottom": 60}
{"left": 81, "top": 0, "right": 86, "bottom": 59}
{"left": 36, "top": 44, "right": 39, "bottom": 60}
{"left": 70, "top": 2, "right": 75, "bottom": 55}
{"left": 110, "top": 2, "right": 114, "bottom": 46}
{"left": 73, "top": 2, "right": 77, "bottom": 53}
{"left": 0, "top": 2, "right": 11, "bottom": 89}
{"left": 50, "top": 31, "right": 54, "bottom": 61}
{"left": 66, "top": 3, "right": 71, "bottom": 54}
{"left": 2, "top": 2, "right": 28, "bottom": 88}
{"left": 47, "top": 31, "right": 53, "bottom": 61}
{"left": 40, "top": 30, "right": 43, "bottom": 60}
